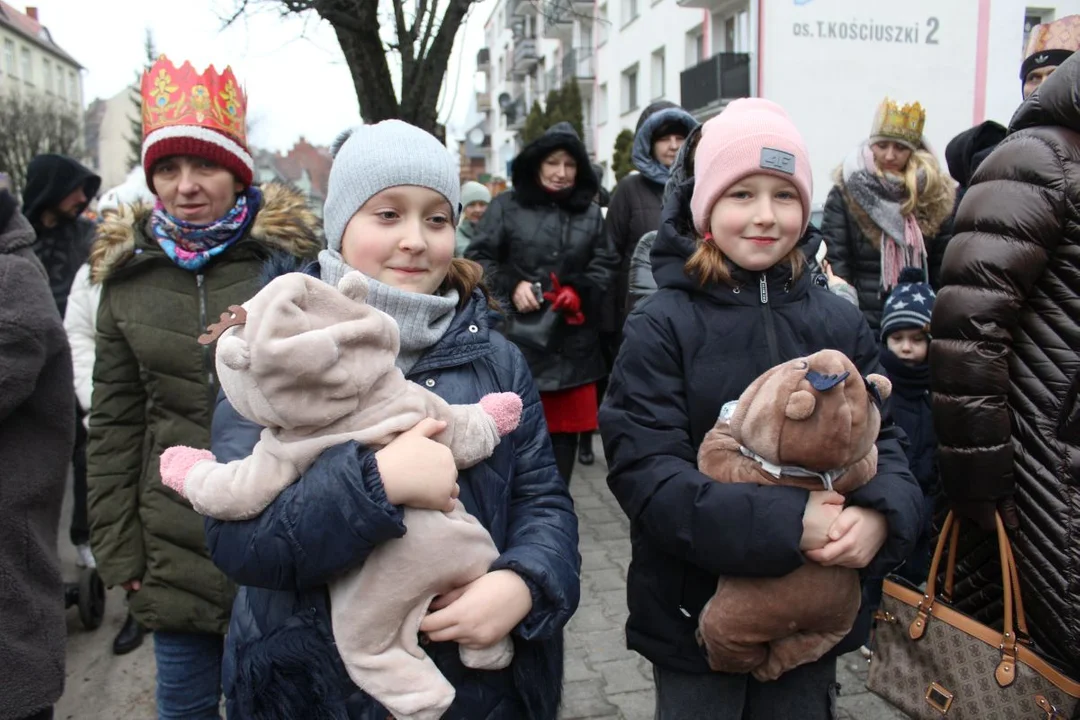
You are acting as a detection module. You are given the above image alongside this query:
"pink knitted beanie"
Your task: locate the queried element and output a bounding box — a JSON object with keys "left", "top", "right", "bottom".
{"left": 690, "top": 98, "right": 813, "bottom": 236}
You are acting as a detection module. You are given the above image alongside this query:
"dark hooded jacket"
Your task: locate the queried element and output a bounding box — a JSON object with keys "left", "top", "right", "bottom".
{"left": 0, "top": 190, "right": 73, "bottom": 720}
{"left": 930, "top": 51, "right": 1080, "bottom": 672}
{"left": 466, "top": 122, "right": 619, "bottom": 393}
{"left": 22, "top": 154, "right": 101, "bottom": 317}
{"left": 206, "top": 263, "right": 580, "bottom": 720}
{"left": 599, "top": 140, "right": 923, "bottom": 673}
{"left": 604, "top": 102, "right": 698, "bottom": 334}
{"left": 944, "top": 120, "right": 1007, "bottom": 204}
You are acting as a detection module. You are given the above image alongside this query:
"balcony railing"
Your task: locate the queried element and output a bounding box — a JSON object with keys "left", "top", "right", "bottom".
{"left": 512, "top": 38, "right": 539, "bottom": 74}
{"left": 562, "top": 47, "right": 595, "bottom": 83}
{"left": 477, "top": 91, "right": 492, "bottom": 111}
{"left": 679, "top": 52, "right": 750, "bottom": 115}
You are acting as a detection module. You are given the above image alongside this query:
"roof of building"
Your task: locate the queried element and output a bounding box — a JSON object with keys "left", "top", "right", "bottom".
{"left": 253, "top": 138, "right": 333, "bottom": 198}
{"left": 0, "top": 2, "right": 82, "bottom": 69}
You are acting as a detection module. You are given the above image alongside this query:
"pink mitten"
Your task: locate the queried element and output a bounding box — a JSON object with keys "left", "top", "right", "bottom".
{"left": 160, "top": 446, "right": 215, "bottom": 497}
{"left": 479, "top": 392, "right": 523, "bottom": 436}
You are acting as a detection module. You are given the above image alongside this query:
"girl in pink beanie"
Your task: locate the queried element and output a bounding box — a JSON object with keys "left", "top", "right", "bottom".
{"left": 599, "top": 98, "right": 922, "bottom": 718}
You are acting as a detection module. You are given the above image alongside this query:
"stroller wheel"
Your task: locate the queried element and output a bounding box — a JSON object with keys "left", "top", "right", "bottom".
{"left": 77, "top": 568, "right": 106, "bottom": 630}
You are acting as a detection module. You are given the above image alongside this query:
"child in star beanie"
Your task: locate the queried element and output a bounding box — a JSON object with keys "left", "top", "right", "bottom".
{"left": 690, "top": 98, "right": 813, "bottom": 236}
{"left": 880, "top": 267, "right": 935, "bottom": 341}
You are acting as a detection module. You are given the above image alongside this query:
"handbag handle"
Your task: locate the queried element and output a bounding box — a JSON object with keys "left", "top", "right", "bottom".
{"left": 939, "top": 514, "right": 1031, "bottom": 644}
{"left": 911, "top": 511, "right": 1022, "bottom": 687}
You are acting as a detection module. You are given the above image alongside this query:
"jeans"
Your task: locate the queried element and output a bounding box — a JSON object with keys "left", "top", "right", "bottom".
{"left": 154, "top": 631, "right": 224, "bottom": 720}
{"left": 653, "top": 658, "right": 839, "bottom": 720}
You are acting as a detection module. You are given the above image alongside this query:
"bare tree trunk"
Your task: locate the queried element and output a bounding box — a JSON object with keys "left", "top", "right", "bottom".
{"left": 236, "top": 0, "right": 478, "bottom": 135}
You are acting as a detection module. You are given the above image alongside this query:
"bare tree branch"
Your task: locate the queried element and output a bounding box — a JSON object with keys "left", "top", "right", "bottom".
{"left": 391, "top": 0, "right": 415, "bottom": 67}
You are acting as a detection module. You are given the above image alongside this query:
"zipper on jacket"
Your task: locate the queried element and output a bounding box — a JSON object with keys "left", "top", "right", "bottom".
{"left": 196, "top": 273, "right": 215, "bottom": 392}
{"left": 759, "top": 274, "right": 781, "bottom": 366}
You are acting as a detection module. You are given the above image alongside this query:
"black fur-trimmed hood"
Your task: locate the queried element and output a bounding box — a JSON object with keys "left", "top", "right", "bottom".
{"left": 510, "top": 122, "right": 598, "bottom": 213}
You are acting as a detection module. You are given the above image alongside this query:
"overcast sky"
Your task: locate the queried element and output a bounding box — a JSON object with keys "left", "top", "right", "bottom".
{"left": 31, "top": 0, "right": 493, "bottom": 152}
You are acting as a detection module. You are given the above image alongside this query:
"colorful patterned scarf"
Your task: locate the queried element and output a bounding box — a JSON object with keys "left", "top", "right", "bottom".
{"left": 151, "top": 186, "right": 261, "bottom": 271}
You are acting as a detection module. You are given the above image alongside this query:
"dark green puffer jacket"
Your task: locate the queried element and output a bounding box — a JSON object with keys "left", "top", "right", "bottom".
{"left": 86, "top": 184, "right": 321, "bottom": 634}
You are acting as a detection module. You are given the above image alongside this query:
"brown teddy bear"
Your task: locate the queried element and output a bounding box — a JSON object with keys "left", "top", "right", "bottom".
{"left": 696, "top": 349, "right": 891, "bottom": 681}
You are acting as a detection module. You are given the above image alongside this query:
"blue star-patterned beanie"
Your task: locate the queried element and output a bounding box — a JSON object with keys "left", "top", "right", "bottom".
{"left": 881, "top": 267, "right": 935, "bottom": 339}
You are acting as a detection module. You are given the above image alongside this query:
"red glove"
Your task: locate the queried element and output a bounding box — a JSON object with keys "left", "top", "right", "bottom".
{"left": 543, "top": 273, "right": 585, "bottom": 325}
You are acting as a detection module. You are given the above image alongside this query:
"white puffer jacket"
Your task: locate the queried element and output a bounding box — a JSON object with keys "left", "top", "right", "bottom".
{"left": 63, "top": 263, "right": 100, "bottom": 426}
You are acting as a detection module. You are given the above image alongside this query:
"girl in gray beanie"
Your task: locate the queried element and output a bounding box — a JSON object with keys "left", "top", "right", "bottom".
{"left": 206, "top": 119, "right": 580, "bottom": 720}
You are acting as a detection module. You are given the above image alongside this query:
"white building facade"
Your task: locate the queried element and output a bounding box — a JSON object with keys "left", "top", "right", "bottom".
{"left": 477, "top": 0, "right": 1080, "bottom": 197}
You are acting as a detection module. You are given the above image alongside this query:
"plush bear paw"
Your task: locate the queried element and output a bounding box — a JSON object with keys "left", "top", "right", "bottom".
{"left": 159, "top": 446, "right": 215, "bottom": 497}
{"left": 479, "top": 392, "right": 523, "bottom": 436}
{"left": 459, "top": 636, "right": 514, "bottom": 671}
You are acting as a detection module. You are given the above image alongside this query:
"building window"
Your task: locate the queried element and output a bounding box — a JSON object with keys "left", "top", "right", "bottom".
{"left": 68, "top": 71, "right": 77, "bottom": 103}
{"left": 620, "top": 0, "right": 639, "bottom": 28}
{"left": 621, "top": 64, "right": 639, "bottom": 114}
{"left": 1023, "top": 8, "right": 1055, "bottom": 53}
{"left": 685, "top": 25, "right": 705, "bottom": 67}
{"left": 650, "top": 48, "right": 665, "bottom": 99}
{"left": 597, "top": 4, "right": 609, "bottom": 46}
{"left": 598, "top": 83, "right": 609, "bottom": 125}
{"left": 42, "top": 58, "right": 52, "bottom": 93}
{"left": 21, "top": 47, "right": 32, "bottom": 85}
{"left": 55, "top": 65, "right": 64, "bottom": 96}
{"left": 3, "top": 40, "right": 14, "bottom": 77}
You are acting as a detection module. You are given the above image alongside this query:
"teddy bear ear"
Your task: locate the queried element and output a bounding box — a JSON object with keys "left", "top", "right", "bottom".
{"left": 338, "top": 271, "right": 369, "bottom": 304}
{"left": 785, "top": 390, "right": 816, "bottom": 420}
{"left": 217, "top": 334, "right": 251, "bottom": 371}
{"left": 866, "top": 374, "right": 893, "bottom": 402}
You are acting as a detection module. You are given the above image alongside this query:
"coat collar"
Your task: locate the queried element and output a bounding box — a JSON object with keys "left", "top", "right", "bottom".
{"left": 409, "top": 290, "right": 498, "bottom": 376}
{"left": 90, "top": 183, "right": 322, "bottom": 283}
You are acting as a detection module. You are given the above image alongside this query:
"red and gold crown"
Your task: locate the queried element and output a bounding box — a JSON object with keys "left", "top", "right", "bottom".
{"left": 140, "top": 55, "right": 254, "bottom": 190}
{"left": 870, "top": 97, "right": 925, "bottom": 150}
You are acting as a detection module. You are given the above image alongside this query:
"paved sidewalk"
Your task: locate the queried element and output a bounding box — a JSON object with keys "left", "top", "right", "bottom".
{"left": 558, "top": 441, "right": 907, "bottom": 720}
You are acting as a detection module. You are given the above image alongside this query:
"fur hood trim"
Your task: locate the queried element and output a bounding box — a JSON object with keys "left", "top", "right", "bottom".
{"left": 90, "top": 183, "right": 322, "bottom": 283}
{"left": 830, "top": 163, "right": 956, "bottom": 244}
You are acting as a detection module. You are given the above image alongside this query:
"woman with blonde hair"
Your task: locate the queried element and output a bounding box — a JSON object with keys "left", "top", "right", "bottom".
{"left": 821, "top": 98, "right": 956, "bottom": 333}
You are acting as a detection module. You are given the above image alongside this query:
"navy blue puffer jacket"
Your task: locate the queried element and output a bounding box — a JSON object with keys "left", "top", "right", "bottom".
{"left": 204, "top": 281, "right": 580, "bottom": 719}
{"left": 599, "top": 169, "right": 924, "bottom": 674}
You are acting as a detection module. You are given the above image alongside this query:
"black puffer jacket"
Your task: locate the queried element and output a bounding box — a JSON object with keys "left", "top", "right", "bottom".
{"left": 821, "top": 159, "right": 956, "bottom": 333}
{"left": 466, "top": 122, "right": 618, "bottom": 392}
{"left": 930, "top": 51, "right": 1080, "bottom": 672}
{"left": 600, "top": 158, "right": 922, "bottom": 673}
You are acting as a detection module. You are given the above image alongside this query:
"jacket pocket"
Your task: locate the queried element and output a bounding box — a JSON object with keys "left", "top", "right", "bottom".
{"left": 1056, "top": 372, "right": 1080, "bottom": 445}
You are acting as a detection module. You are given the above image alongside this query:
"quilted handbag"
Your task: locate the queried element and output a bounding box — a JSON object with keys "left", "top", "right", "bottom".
{"left": 867, "top": 511, "right": 1080, "bottom": 719}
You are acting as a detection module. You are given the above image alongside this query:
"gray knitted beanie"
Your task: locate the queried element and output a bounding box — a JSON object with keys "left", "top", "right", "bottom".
{"left": 324, "top": 120, "right": 461, "bottom": 252}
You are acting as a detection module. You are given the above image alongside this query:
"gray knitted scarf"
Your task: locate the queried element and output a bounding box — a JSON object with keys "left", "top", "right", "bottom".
{"left": 319, "top": 249, "right": 459, "bottom": 374}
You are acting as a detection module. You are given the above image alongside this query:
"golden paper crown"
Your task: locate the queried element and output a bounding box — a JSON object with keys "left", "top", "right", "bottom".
{"left": 141, "top": 55, "right": 247, "bottom": 146}
{"left": 1024, "top": 14, "right": 1080, "bottom": 59}
{"left": 870, "top": 98, "right": 925, "bottom": 149}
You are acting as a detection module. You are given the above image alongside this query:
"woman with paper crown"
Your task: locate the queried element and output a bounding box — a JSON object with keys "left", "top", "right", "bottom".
{"left": 820, "top": 98, "right": 956, "bottom": 334}
{"left": 85, "top": 55, "right": 320, "bottom": 719}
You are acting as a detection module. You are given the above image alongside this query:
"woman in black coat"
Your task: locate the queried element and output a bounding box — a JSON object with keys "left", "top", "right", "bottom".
{"left": 467, "top": 122, "right": 619, "bottom": 482}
